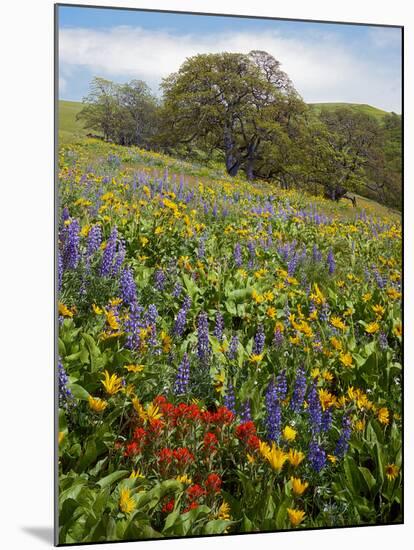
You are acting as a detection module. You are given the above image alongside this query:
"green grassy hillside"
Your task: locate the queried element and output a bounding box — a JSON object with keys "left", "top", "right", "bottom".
{"left": 308, "top": 102, "right": 393, "bottom": 122}
{"left": 58, "top": 100, "right": 90, "bottom": 142}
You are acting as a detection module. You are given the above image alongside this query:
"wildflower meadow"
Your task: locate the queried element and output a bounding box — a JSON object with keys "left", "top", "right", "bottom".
{"left": 57, "top": 138, "right": 402, "bottom": 544}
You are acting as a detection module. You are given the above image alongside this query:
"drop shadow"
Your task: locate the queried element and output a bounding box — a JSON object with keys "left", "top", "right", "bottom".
{"left": 21, "top": 526, "right": 54, "bottom": 545}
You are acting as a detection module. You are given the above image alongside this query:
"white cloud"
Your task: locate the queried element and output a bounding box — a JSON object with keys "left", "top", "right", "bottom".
{"left": 59, "top": 76, "right": 67, "bottom": 93}
{"left": 59, "top": 26, "right": 401, "bottom": 112}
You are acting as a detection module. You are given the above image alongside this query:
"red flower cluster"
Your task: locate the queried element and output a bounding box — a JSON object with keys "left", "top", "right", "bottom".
{"left": 158, "top": 446, "right": 195, "bottom": 466}
{"left": 203, "top": 432, "right": 218, "bottom": 453}
{"left": 205, "top": 473, "right": 222, "bottom": 494}
{"left": 161, "top": 497, "right": 175, "bottom": 514}
{"left": 153, "top": 396, "right": 234, "bottom": 427}
{"left": 187, "top": 483, "right": 206, "bottom": 502}
{"left": 235, "top": 421, "right": 260, "bottom": 450}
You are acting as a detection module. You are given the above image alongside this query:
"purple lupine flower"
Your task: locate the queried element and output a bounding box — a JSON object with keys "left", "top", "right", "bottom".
{"left": 275, "top": 370, "right": 287, "bottom": 401}
{"left": 240, "top": 400, "right": 252, "bottom": 422}
{"left": 197, "top": 311, "right": 210, "bottom": 362}
{"left": 214, "top": 311, "right": 224, "bottom": 341}
{"left": 265, "top": 379, "right": 281, "bottom": 442}
{"left": 379, "top": 332, "right": 388, "bottom": 350}
{"left": 247, "top": 241, "right": 255, "bottom": 269}
{"left": 86, "top": 224, "right": 102, "bottom": 258}
{"left": 308, "top": 439, "right": 326, "bottom": 472}
{"left": 372, "top": 264, "right": 386, "bottom": 289}
{"left": 145, "top": 304, "right": 158, "bottom": 326}
{"left": 224, "top": 382, "right": 236, "bottom": 415}
{"left": 125, "top": 302, "right": 144, "bottom": 350}
{"left": 313, "top": 339, "right": 323, "bottom": 353}
{"left": 290, "top": 365, "right": 307, "bottom": 413}
{"left": 327, "top": 249, "right": 336, "bottom": 274}
{"left": 154, "top": 269, "right": 166, "bottom": 291}
{"left": 253, "top": 324, "right": 265, "bottom": 356}
{"left": 320, "top": 302, "right": 330, "bottom": 322}
{"left": 273, "top": 327, "right": 284, "bottom": 348}
{"left": 312, "top": 244, "right": 322, "bottom": 263}
{"left": 174, "top": 353, "right": 190, "bottom": 394}
{"left": 62, "top": 207, "right": 70, "bottom": 223}
{"left": 112, "top": 240, "right": 126, "bottom": 276}
{"left": 58, "top": 359, "right": 74, "bottom": 410}
{"left": 100, "top": 227, "right": 118, "bottom": 276}
{"left": 198, "top": 236, "right": 206, "bottom": 259}
{"left": 288, "top": 253, "right": 298, "bottom": 276}
{"left": 233, "top": 243, "right": 242, "bottom": 267}
{"left": 334, "top": 413, "right": 352, "bottom": 459}
{"left": 321, "top": 408, "right": 333, "bottom": 432}
{"left": 120, "top": 266, "right": 137, "bottom": 306}
{"left": 307, "top": 383, "right": 322, "bottom": 434}
{"left": 172, "top": 282, "right": 182, "bottom": 298}
{"left": 58, "top": 252, "right": 63, "bottom": 291}
{"left": 228, "top": 335, "right": 239, "bottom": 360}
{"left": 62, "top": 218, "right": 80, "bottom": 270}
{"left": 173, "top": 296, "right": 191, "bottom": 337}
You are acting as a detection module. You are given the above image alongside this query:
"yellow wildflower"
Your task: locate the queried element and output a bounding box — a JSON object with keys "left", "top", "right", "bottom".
{"left": 250, "top": 353, "right": 264, "bottom": 364}
{"left": 130, "top": 469, "right": 145, "bottom": 479}
{"left": 266, "top": 306, "right": 277, "bottom": 319}
{"left": 88, "top": 395, "right": 108, "bottom": 413}
{"left": 58, "top": 302, "right": 74, "bottom": 318}
{"left": 377, "top": 407, "right": 389, "bottom": 425}
{"left": 282, "top": 426, "right": 297, "bottom": 442}
{"left": 330, "top": 337, "right": 342, "bottom": 351}
{"left": 372, "top": 304, "right": 385, "bottom": 318}
{"left": 124, "top": 364, "right": 144, "bottom": 373}
{"left": 161, "top": 331, "right": 172, "bottom": 353}
{"left": 101, "top": 370, "right": 123, "bottom": 396}
{"left": 132, "top": 397, "right": 147, "bottom": 420}
{"left": 217, "top": 501, "right": 231, "bottom": 521}
{"left": 105, "top": 310, "right": 120, "bottom": 331}
{"left": 385, "top": 464, "right": 399, "bottom": 481}
{"left": 287, "top": 508, "right": 306, "bottom": 527}
{"left": 291, "top": 477, "right": 309, "bottom": 496}
{"left": 146, "top": 402, "right": 162, "bottom": 422}
{"left": 327, "top": 454, "right": 337, "bottom": 463}
{"left": 119, "top": 487, "right": 136, "bottom": 514}
{"left": 288, "top": 448, "right": 305, "bottom": 468}
{"left": 339, "top": 352, "right": 353, "bottom": 368}
{"left": 92, "top": 304, "right": 104, "bottom": 315}
{"left": 330, "top": 316, "right": 346, "bottom": 331}
{"left": 365, "top": 321, "right": 380, "bottom": 334}
{"left": 393, "top": 323, "right": 402, "bottom": 338}
{"left": 318, "top": 389, "right": 336, "bottom": 411}
{"left": 362, "top": 292, "right": 372, "bottom": 303}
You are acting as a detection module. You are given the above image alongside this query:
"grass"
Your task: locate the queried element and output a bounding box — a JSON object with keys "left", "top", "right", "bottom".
{"left": 308, "top": 102, "right": 395, "bottom": 122}
{"left": 58, "top": 100, "right": 91, "bottom": 142}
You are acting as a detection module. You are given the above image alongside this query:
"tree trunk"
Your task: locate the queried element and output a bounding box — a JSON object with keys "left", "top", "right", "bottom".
{"left": 224, "top": 126, "right": 240, "bottom": 177}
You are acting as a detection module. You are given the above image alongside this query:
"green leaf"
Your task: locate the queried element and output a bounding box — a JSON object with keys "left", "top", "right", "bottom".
{"left": 97, "top": 470, "right": 129, "bottom": 489}
{"left": 203, "top": 519, "right": 233, "bottom": 534}
{"left": 69, "top": 383, "right": 90, "bottom": 401}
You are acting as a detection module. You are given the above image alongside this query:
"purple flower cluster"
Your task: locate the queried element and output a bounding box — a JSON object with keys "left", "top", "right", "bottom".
{"left": 173, "top": 296, "right": 191, "bottom": 337}
{"left": 273, "top": 327, "right": 284, "bottom": 348}
{"left": 214, "top": 311, "right": 224, "bottom": 341}
{"left": 62, "top": 218, "right": 80, "bottom": 270}
{"left": 233, "top": 243, "right": 242, "bottom": 267}
{"left": 58, "top": 359, "right": 74, "bottom": 410}
{"left": 308, "top": 439, "right": 326, "bottom": 472}
{"left": 125, "top": 302, "right": 144, "bottom": 350}
{"left": 307, "top": 383, "right": 322, "bottom": 434}
{"left": 197, "top": 311, "right": 210, "bottom": 362}
{"left": 111, "top": 239, "right": 126, "bottom": 276}
{"left": 290, "top": 365, "right": 307, "bottom": 412}
{"left": 227, "top": 335, "right": 239, "bottom": 360}
{"left": 334, "top": 413, "right": 352, "bottom": 458}
{"left": 327, "top": 248, "right": 336, "bottom": 274}
{"left": 154, "top": 269, "right": 166, "bottom": 291}
{"left": 174, "top": 353, "right": 190, "bottom": 395}
{"left": 275, "top": 370, "right": 287, "bottom": 401}
{"left": 253, "top": 324, "right": 265, "bottom": 356}
{"left": 86, "top": 224, "right": 102, "bottom": 258}
{"left": 120, "top": 266, "right": 137, "bottom": 306}
{"left": 265, "top": 378, "right": 281, "bottom": 442}
{"left": 240, "top": 400, "right": 252, "bottom": 422}
{"left": 224, "top": 382, "right": 236, "bottom": 414}
{"left": 100, "top": 227, "right": 118, "bottom": 277}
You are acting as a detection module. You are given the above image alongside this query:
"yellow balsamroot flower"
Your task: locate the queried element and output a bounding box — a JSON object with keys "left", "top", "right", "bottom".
{"left": 176, "top": 474, "right": 192, "bottom": 485}
{"left": 354, "top": 419, "right": 366, "bottom": 432}
{"left": 105, "top": 310, "right": 120, "bottom": 331}
{"left": 250, "top": 353, "right": 264, "bottom": 364}
{"left": 58, "top": 302, "right": 74, "bottom": 318}
{"left": 246, "top": 453, "right": 256, "bottom": 464}
{"left": 217, "top": 501, "right": 231, "bottom": 521}
{"left": 393, "top": 323, "right": 402, "bottom": 338}
{"left": 311, "top": 368, "right": 320, "bottom": 379}
{"left": 263, "top": 291, "right": 274, "bottom": 302}
{"left": 124, "top": 364, "right": 144, "bottom": 374}
{"left": 101, "top": 370, "right": 123, "bottom": 396}
{"left": 309, "top": 282, "right": 325, "bottom": 305}
{"left": 318, "top": 389, "right": 336, "bottom": 411}
{"left": 132, "top": 397, "right": 147, "bottom": 420}
{"left": 266, "top": 306, "right": 277, "bottom": 319}
{"left": 322, "top": 370, "right": 334, "bottom": 382}
{"left": 92, "top": 304, "right": 104, "bottom": 315}
{"left": 387, "top": 287, "right": 401, "bottom": 301}
{"left": 262, "top": 442, "right": 288, "bottom": 473}
{"left": 327, "top": 454, "right": 337, "bottom": 464}
{"left": 213, "top": 372, "right": 226, "bottom": 393}
{"left": 282, "top": 426, "right": 297, "bottom": 442}
{"left": 362, "top": 292, "right": 372, "bottom": 302}
{"left": 146, "top": 402, "right": 162, "bottom": 422}
{"left": 130, "top": 469, "right": 145, "bottom": 479}
{"left": 154, "top": 226, "right": 164, "bottom": 235}
{"left": 377, "top": 407, "right": 389, "bottom": 425}
{"left": 372, "top": 304, "right": 385, "bottom": 318}
{"left": 161, "top": 331, "right": 172, "bottom": 353}
{"left": 330, "top": 336, "right": 342, "bottom": 351}
{"left": 88, "top": 395, "right": 108, "bottom": 413}
{"left": 339, "top": 352, "right": 353, "bottom": 368}
{"left": 287, "top": 508, "right": 306, "bottom": 527}
{"left": 140, "top": 236, "right": 149, "bottom": 247}
{"left": 330, "top": 316, "right": 346, "bottom": 331}
{"left": 119, "top": 487, "right": 136, "bottom": 514}
{"left": 365, "top": 321, "right": 380, "bottom": 334}
{"left": 291, "top": 477, "right": 309, "bottom": 496}
{"left": 385, "top": 464, "right": 399, "bottom": 481}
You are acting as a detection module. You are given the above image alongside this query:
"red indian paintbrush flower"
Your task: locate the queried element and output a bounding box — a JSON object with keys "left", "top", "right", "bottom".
{"left": 205, "top": 473, "right": 222, "bottom": 493}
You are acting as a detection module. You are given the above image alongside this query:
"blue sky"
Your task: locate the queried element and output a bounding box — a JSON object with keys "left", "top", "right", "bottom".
{"left": 58, "top": 5, "right": 402, "bottom": 112}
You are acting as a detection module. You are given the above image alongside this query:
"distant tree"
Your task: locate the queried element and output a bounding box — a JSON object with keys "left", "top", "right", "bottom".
{"left": 77, "top": 77, "right": 158, "bottom": 147}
